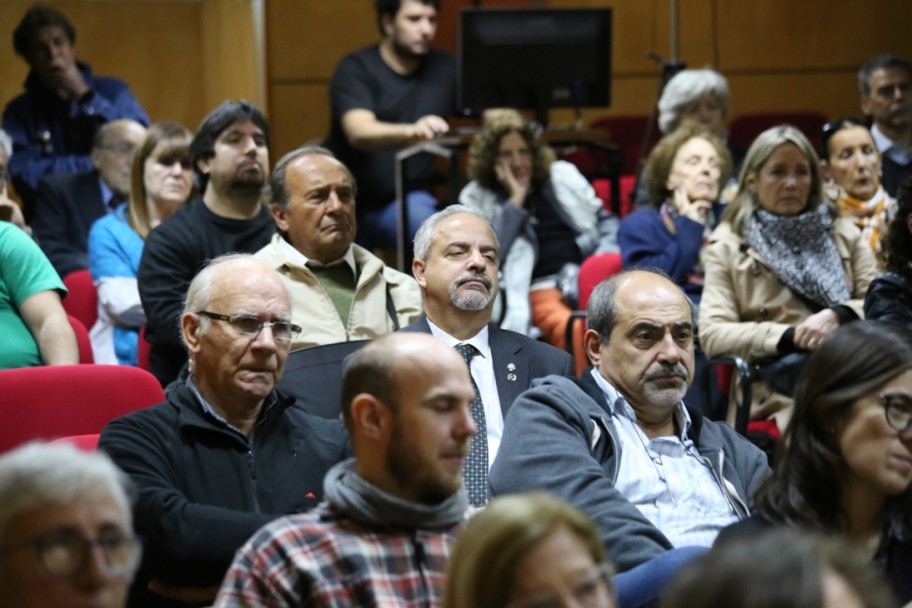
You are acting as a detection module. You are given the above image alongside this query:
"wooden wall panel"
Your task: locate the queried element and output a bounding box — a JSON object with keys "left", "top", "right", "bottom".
{"left": 0, "top": 1, "right": 207, "bottom": 132}
{"left": 269, "top": 83, "right": 331, "bottom": 157}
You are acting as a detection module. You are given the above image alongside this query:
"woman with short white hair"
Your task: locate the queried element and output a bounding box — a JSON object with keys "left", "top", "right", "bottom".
{"left": 0, "top": 442, "right": 141, "bottom": 608}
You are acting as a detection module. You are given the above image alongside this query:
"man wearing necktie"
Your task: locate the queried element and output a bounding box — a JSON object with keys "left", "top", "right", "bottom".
{"left": 31, "top": 118, "right": 145, "bottom": 277}
{"left": 406, "top": 205, "right": 574, "bottom": 505}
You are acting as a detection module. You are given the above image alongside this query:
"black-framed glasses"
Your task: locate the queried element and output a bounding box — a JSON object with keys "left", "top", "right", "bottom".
{"left": 878, "top": 392, "right": 912, "bottom": 433}
{"left": 196, "top": 311, "right": 302, "bottom": 344}
{"left": 2, "top": 528, "right": 142, "bottom": 577}
{"left": 505, "top": 562, "right": 616, "bottom": 608}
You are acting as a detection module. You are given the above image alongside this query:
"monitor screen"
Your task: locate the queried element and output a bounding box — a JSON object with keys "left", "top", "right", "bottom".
{"left": 459, "top": 8, "right": 612, "bottom": 124}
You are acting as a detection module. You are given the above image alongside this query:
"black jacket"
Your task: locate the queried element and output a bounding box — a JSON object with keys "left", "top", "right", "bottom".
{"left": 864, "top": 267, "right": 912, "bottom": 332}
{"left": 98, "top": 381, "right": 349, "bottom": 606}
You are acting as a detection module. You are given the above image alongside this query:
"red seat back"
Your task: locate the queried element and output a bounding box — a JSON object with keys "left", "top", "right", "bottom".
{"left": 0, "top": 365, "right": 164, "bottom": 452}
{"left": 579, "top": 252, "right": 623, "bottom": 311}
{"left": 62, "top": 269, "right": 98, "bottom": 330}
{"left": 67, "top": 315, "right": 94, "bottom": 364}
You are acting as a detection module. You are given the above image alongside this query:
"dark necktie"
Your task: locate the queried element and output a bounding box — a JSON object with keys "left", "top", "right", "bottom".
{"left": 454, "top": 342, "right": 488, "bottom": 507}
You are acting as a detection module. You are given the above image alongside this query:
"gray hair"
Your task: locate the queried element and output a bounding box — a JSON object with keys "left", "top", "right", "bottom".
{"left": 0, "top": 442, "right": 134, "bottom": 550}
{"left": 858, "top": 54, "right": 912, "bottom": 97}
{"left": 266, "top": 144, "right": 357, "bottom": 209}
{"left": 412, "top": 204, "right": 500, "bottom": 261}
{"left": 587, "top": 268, "right": 695, "bottom": 344}
{"left": 721, "top": 124, "right": 830, "bottom": 237}
{"left": 657, "top": 68, "right": 730, "bottom": 134}
{"left": 0, "top": 129, "right": 11, "bottom": 160}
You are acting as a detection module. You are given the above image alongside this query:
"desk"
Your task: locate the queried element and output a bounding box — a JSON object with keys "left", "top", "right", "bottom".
{"left": 394, "top": 130, "right": 621, "bottom": 272}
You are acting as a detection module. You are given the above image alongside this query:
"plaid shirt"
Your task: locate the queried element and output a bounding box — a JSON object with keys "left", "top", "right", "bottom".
{"left": 215, "top": 502, "right": 463, "bottom": 607}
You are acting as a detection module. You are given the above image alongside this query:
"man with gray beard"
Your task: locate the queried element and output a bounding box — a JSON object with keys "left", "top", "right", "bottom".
{"left": 489, "top": 269, "right": 769, "bottom": 572}
{"left": 403, "top": 205, "right": 573, "bottom": 506}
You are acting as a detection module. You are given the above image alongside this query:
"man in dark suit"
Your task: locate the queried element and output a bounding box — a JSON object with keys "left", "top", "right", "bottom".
{"left": 404, "top": 204, "right": 573, "bottom": 505}
{"left": 31, "top": 118, "right": 145, "bottom": 277}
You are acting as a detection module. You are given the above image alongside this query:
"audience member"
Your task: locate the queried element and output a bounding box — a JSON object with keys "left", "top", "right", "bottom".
{"left": 0, "top": 442, "right": 141, "bottom": 608}
{"left": 99, "top": 254, "right": 348, "bottom": 607}
{"left": 633, "top": 68, "right": 739, "bottom": 207}
{"left": 0, "top": 129, "right": 27, "bottom": 230}
{"left": 700, "top": 125, "right": 877, "bottom": 429}
{"left": 325, "top": 0, "right": 457, "bottom": 250}
{"left": 459, "top": 109, "right": 618, "bottom": 345}
{"left": 0, "top": 218, "right": 78, "bottom": 369}
{"left": 489, "top": 270, "right": 768, "bottom": 572}
{"left": 255, "top": 145, "right": 421, "bottom": 349}
{"left": 214, "top": 332, "right": 475, "bottom": 607}
{"left": 821, "top": 117, "right": 896, "bottom": 258}
{"left": 859, "top": 54, "right": 912, "bottom": 197}
{"left": 662, "top": 529, "right": 897, "bottom": 608}
{"left": 619, "top": 124, "right": 732, "bottom": 306}
{"left": 31, "top": 118, "right": 146, "bottom": 278}
{"left": 866, "top": 180, "right": 912, "bottom": 329}
{"left": 406, "top": 205, "right": 574, "bottom": 506}
{"left": 446, "top": 492, "right": 617, "bottom": 608}
{"left": 2, "top": 4, "right": 149, "bottom": 218}
{"left": 88, "top": 121, "right": 193, "bottom": 365}
{"left": 716, "top": 321, "right": 912, "bottom": 605}
{"left": 138, "top": 100, "right": 274, "bottom": 387}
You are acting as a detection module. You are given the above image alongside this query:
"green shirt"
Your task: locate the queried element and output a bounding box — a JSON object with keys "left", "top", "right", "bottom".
{"left": 0, "top": 222, "right": 66, "bottom": 369}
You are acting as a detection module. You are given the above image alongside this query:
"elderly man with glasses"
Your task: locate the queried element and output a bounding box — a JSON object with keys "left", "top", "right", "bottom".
{"left": 99, "top": 254, "right": 349, "bottom": 607}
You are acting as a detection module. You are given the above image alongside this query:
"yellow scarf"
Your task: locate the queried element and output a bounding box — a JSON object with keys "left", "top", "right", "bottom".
{"left": 837, "top": 187, "right": 893, "bottom": 254}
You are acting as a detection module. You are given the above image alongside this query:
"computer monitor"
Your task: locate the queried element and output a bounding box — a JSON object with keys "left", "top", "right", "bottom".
{"left": 459, "top": 7, "right": 612, "bottom": 126}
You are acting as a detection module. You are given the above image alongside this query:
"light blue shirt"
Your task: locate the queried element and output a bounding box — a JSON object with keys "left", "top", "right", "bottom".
{"left": 589, "top": 369, "right": 738, "bottom": 547}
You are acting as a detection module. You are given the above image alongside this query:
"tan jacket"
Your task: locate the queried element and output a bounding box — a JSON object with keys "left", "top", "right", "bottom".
{"left": 255, "top": 234, "right": 422, "bottom": 350}
{"left": 699, "top": 217, "right": 877, "bottom": 425}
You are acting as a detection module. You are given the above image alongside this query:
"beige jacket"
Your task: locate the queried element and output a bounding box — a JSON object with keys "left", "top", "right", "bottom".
{"left": 699, "top": 217, "right": 877, "bottom": 425}
{"left": 255, "top": 235, "right": 422, "bottom": 350}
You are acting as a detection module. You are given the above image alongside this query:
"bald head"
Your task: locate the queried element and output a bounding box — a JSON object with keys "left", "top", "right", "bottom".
{"left": 92, "top": 119, "right": 146, "bottom": 198}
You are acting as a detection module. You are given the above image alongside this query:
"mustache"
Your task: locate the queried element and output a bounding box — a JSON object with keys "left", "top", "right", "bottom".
{"left": 455, "top": 272, "right": 492, "bottom": 290}
{"left": 643, "top": 363, "right": 688, "bottom": 382}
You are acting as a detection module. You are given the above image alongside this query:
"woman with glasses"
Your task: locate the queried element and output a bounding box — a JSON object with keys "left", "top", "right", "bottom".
{"left": 88, "top": 121, "right": 194, "bottom": 365}
{"left": 699, "top": 125, "right": 878, "bottom": 429}
{"left": 716, "top": 321, "right": 912, "bottom": 605}
{"left": 0, "top": 441, "right": 141, "bottom": 607}
{"left": 821, "top": 117, "right": 896, "bottom": 259}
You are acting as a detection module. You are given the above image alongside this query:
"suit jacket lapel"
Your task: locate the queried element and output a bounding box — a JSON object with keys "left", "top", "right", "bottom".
{"left": 488, "top": 325, "right": 528, "bottom": 415}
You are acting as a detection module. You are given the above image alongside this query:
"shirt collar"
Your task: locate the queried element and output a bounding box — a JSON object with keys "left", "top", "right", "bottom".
{"left": 276, "top": 236, "right": 356, "bottom": 276}
{"left": 871, "top": 123, "right": 898, "bottom": 154}
{"left": 425, "top": 318, "right": 492, "bottom": 360}
{"left": 185, "top": 375, "right": 278, "bottom": 437}
{"left": 588, "top": 368, "right": 692, "bottom": 440}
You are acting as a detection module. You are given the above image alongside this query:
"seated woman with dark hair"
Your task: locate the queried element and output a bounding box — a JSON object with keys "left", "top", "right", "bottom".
{"left": 821, "top": 117, "right": 896, "bottom": 259}
{"left": 865, "top": 179, "right": 912, "bottom": 329}
{"left": 619, "top": 123, "right": 732, "bottom": 306}
{"left": 716, "top": 321, "right": 912, "bottom": 605}
{"left": 459, "top": 109, "right": 617, "bottom": 347}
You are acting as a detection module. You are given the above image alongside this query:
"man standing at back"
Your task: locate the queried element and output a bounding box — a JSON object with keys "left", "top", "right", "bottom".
{"left": 405, "top": 205, "right": 574, "bottom": 506}
{"left": 138, "top": 100, "right": 274, "bottom": 387}
{"left": 859, "top": 54, "right": 912, "bottom": 196}
{"left": 325, "top": 0, "right": 457, "bottom": 251}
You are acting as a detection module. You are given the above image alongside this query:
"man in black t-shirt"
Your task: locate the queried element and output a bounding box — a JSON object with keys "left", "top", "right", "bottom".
{"left": 325, "top": 0, "right": 458, "bottom": 251}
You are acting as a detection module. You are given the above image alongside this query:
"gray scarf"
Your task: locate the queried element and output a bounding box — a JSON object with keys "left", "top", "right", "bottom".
{"left": 323, "top": 459, "right": 468, "bottom": 529}
{"left": 746, "top": 205, "right": 850, "bottom": 309}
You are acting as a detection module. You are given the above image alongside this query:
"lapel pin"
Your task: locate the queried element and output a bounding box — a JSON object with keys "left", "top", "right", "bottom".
{"left": 507, "top": 373, "right": 517, "bottom": 382}
{"left": 507, "top": 363, "right": 516, "bottom": 371}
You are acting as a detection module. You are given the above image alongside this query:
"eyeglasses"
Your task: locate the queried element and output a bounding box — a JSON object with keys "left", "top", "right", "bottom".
{"left": 2, "top": 528, "right": 142, "bottom": 577}
{"left": 196, "top": 311, "right": 302, "bottom": 344}
{"left": 505, "top": 562, "right": 616, "bottom": 608}
{"left": 877, "top": 393, "right": 912, "bottom": 433}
